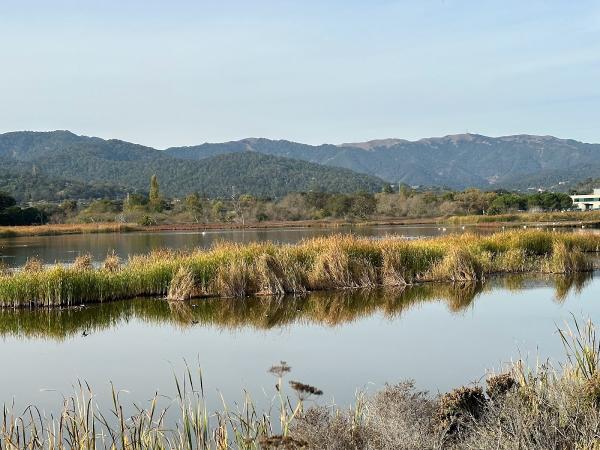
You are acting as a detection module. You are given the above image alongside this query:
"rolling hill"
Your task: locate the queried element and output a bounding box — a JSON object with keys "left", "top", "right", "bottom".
{"left": 0, "top": 131, "right": 386, "bottom": 199}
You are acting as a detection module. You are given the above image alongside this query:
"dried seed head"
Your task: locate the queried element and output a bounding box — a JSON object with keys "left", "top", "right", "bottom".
{"left": 259, "top": 434, "right": 307, "bottom": 449}
{"left": 289, "top": 381, "right": 323, "bottom": 400}
{"left": 268, "top": 361, "right": 292, "bottom": 378}
{"left": 103, "top": 251, "right": 121, "bottom": 272}
{"left": 23, "top": 257, "right": 43, "bottom": 273}
{"left": 73, "top": 253, "right": 93, "bottom": 271}
{"left": 0, "top": 260, "right": 10, "bottom": 276}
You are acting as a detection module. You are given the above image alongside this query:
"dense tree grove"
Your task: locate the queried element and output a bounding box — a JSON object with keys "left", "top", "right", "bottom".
{"left": 0, "top": 174, "right": 577, "bottom": 227}
{"left": 0, "top": 192, "right": 47, "bottom": 225}
{"left": 40, "top": 190, "right": 576, "bottom": 226}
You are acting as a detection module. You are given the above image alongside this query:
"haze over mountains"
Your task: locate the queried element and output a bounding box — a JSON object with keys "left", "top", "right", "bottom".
{"left": 0, "top": 130, "right": 598, "bottom": 201}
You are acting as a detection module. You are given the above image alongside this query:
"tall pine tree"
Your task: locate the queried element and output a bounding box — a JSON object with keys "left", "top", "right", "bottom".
{"left": 149, "top": 174, "right": 163, "bottom": 212}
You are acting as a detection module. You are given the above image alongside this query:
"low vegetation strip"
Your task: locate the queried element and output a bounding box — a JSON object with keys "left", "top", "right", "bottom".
{"left": 0, "top": 222, "right": 138, "bottom": 238}
{"left": 0, "top": 230, "right": 598, "bottom": 307}
{"left": 447, "top": 209, "right": 600, "bottom": 225}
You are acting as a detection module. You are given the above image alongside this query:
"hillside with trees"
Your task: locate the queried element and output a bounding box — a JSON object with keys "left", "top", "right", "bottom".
{"left": 0, "top": 131, "right": 385, "bottom": 198}
{"left": 2, "top": 130, "right": 599, "bottom": 198}
{"left": 166, "top": 134, "right": 600, "bottom": 190}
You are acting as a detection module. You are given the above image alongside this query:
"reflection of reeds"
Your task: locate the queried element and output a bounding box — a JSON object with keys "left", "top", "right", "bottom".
{"left": 554, "top": 272, "right": 594, "bottom": 303}
{"left": 6, "top": 318, "right": 600, "bottom": 448}
{"left": 167, "top": 300, "right": 194, "bottom": 326}
{"left": 0, "top": 281, "right": 492, "bottom": 340}
{"left": 0, "top": 230, "right": 598, "bottom": 307}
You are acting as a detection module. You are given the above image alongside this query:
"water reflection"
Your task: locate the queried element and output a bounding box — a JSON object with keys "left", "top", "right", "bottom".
{"left": 0, "top": 273, "right": 592, "bottom": 340}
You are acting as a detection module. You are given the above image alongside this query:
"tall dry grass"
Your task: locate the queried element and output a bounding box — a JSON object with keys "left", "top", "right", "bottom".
{"left": 0, "top": 222, "right": 138, "bottom": 238}
{"left": 447, "top": 209, "right": 600, "bottom": 225}
{"left": 0, "top": 230, "right": 598, "bottom": 308}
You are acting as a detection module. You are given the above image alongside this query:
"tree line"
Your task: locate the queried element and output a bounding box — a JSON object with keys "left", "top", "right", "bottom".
{"left": 18, "top": 176, "right": 574, "bottom": 226}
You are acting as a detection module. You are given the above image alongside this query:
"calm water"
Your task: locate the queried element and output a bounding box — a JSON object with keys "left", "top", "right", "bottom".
{"left": 0, "top": 224, "right": 484, "bottom": 267}
{"left": 0, "top": 272, "right": 599, "bottom": 416}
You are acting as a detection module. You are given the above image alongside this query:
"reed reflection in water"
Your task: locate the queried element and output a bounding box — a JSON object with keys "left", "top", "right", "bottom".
{"left": 0, "top": 273, "right": 592, "bottom": 341}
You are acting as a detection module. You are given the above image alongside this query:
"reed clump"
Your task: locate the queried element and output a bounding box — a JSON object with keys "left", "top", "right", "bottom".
{"left": 23, "top": 257, "right": 43, "bottom": 273}
{"left": 0, "top": 261, "right": 10, "bottom": 276}
{"left": 0, "top": 222, "right": 138, "bottom": 238}
{"left": 542, "top": 240, "right": 592, "bottom": 274}
{"left": 72, "top": 253, "right": 93, "bottom": 271}
{"left": 428, "top": 248, "right": 484, "bottom": 282}
{"left": 1, "top": 230, "right": 598, "bottom": 308}
{"left": 102, "top": 250, "right": 121, "bottom": 272}
{"left": 167, "top": 265, "right": 197, "bottom": 301}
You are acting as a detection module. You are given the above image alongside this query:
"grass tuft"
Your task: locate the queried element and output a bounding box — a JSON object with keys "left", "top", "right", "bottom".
{"left": 72, "top": 253, "right": 93, "bottom": 271}
{"left": 102, "top": 250, "right": 121, "bottom": 272}
{"left": 23, "top": 256, "right": 43, "bottom": 273}
{"left": 167, "top": 265, "right": 197, "bottom": 301}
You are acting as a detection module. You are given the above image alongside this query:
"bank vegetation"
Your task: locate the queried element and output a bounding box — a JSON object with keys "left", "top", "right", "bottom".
{"left": 0, "top": 230, "right": 598, "bottom": 308}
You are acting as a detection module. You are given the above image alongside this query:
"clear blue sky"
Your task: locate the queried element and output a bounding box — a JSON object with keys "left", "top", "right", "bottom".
{"left": 1, "top": 0, "right": 599, "bottom": 148}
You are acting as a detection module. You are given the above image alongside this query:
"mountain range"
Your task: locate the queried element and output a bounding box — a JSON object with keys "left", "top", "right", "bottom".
{"left": 0, "top": 130, "right": 598, "bottom": 201}
{"left": 166, "top": 134, "right": 600, "bottom": 190}
{"left": 0, "top": 131, "right": 384, "bottom": 200}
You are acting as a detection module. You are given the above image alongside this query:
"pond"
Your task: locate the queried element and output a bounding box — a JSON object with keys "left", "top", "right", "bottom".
{"left": 0, "top": 224, "right": 489, "bottom": 268}
{"left": 0, "top": 271, "right": 598, "bottom": 418}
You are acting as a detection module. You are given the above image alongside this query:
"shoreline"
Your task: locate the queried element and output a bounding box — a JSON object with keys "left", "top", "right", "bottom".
{"left": 1, "top": 214, "right": 599, "bottom": 239}
{"left": 1, "top": 230, "right": 598, "bottom": 308}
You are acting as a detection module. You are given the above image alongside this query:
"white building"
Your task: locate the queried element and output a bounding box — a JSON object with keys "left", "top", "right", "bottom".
{"left": 570, "top": 189, "right": 600, "bottom": 211}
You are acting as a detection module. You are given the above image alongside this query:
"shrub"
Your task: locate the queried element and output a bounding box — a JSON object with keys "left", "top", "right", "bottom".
{"left": 486, "top": 373, "right": 518, "bottom": 401}
{"left": 437, "top": 386, "right": 487, "bottom": 435}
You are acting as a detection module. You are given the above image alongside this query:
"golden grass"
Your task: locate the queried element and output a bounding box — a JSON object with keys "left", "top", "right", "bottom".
{"left": 0, "top": 230, "right": 598, "bottom": 307}
{"left": 72, "top": 253, "right": 93, "bottom": 271}
{"left": 167, "top": 265, "right": 196, "bottom": 301}
{"left": 0, "top": 222, "right": 138, "bottom": 238}
{"left": 447, "top": 209, "right": 600, "bottom": 225}
{"left": 102, "top": 250, "right": 121, "bottom": 272}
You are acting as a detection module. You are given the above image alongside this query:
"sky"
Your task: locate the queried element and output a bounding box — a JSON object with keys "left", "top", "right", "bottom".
{"left": 0, "top": 0, "right": 599, "bottom": 148}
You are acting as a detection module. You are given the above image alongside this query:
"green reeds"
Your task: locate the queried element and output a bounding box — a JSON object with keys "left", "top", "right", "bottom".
{"left": 0, "top": 230, "right": 597, "bottom": 308}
